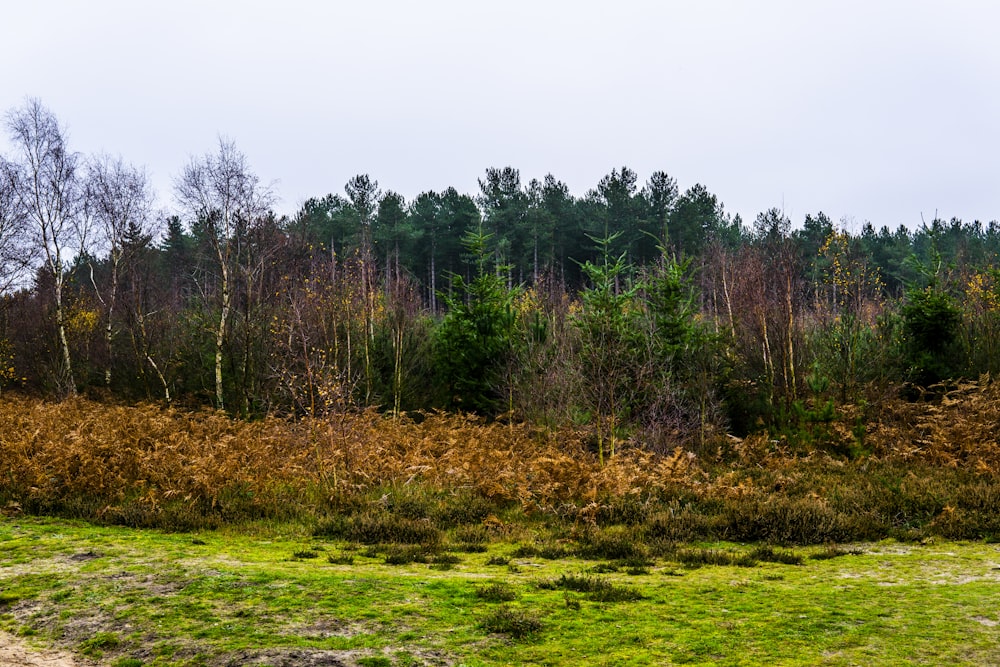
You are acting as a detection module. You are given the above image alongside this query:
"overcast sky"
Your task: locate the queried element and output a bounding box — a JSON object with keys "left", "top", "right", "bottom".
{"left": 3, "top": 1, "right": 999, "bottom": 230}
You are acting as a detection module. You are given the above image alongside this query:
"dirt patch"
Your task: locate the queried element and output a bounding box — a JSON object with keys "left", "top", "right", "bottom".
{"left": 0, "top": 631, "right": 90, "bottom": 667}
{"left": 220, "top": 648, "right": 351, "bottom": 666}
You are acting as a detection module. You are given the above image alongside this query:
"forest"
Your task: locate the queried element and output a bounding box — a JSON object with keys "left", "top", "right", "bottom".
{"left": 3, "top": 98, "right": 1000, "bottom": 460}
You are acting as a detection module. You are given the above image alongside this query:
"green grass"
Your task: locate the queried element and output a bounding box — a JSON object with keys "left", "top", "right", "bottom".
{"left": 1, "top": 516, "right": 1000, "bottom": 665}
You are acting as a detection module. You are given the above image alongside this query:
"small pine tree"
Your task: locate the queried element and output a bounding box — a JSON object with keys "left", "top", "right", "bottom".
{"left": 573, "top": 232, "right": 642, "bottom": 463}
{"left": 900, "top": 238, "right": 964, "bottom": 386}
{"left": 433, "top": 225, "right": 522, "bottom": 416}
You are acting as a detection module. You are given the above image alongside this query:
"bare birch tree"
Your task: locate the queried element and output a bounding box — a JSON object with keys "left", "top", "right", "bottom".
{"left": 2, "top": 99, "right": 84, "bottom": 396}
{"left": 86, "top": 154, "right": 155, "bottom": 387}
{"left": 0, "top": 158, "right": 30, "bottom": 294}
{"left": 174, "top": 138, "right": 274, "bottom": 410}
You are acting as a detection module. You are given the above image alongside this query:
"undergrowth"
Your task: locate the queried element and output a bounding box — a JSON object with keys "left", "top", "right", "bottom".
{"left": 3, "top": 386, "right": 1000, "bottom": 545}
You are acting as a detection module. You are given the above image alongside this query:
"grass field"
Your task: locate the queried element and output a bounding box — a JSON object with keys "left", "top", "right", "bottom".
{"left": 2, "top": 516, "right": 999, "bottom": 666}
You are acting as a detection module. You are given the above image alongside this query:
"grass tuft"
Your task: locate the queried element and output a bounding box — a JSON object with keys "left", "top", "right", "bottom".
{"left": 479, "top": 606, "right": 543, "bottom": 639}
{"left": 538, "top": 574, "right": 644, "bottom": 602}
{"left": 809, "top": 545, "right": 864, "bottom": 560}
{"left": 749, "top": 546, "right": 804, "bottom": 565}
{"left": 670, "top": 548, "right": 758, "bottom": 568}
{"left": 475, "top": 582, "right": 518, "bottom": 602}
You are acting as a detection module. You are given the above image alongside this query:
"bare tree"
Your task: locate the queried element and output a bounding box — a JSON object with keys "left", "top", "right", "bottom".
{"left": 2, "top": 99, "right": 84, "bottom": 396}
{"left": 174, "top": 138, "right": 274, "bottom": 410}
{"left": 344, "top": 174, "right": 380, "bottom": 402}
{"left": 85, "top": 154, "right": 156, "bottom": 387}
{"left": 0, "top": 158, "right": 31, "bottom": 294}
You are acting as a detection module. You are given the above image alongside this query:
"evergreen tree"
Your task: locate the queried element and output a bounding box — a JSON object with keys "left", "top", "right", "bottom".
{"left": 433, "top": 225, "right": 521, "bottom": 416}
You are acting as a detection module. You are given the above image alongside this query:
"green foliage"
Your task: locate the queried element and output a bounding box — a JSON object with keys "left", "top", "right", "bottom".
{"left": 573, "top": 231, "right": 643, "bottom": 461}
{"left": 638, "top": 252, "right": 723, "bottom": 452}
{"left": 433, "top": 225, "right": 522, "bottom": 415}
{"left": 900, "top": 239, "right": 965, "bottom": 385}
{"left": 79, "top": 631, "right": 121, "bottom": 657}
{"left": 901, "top": 285, "right": 963, "bottom": 385}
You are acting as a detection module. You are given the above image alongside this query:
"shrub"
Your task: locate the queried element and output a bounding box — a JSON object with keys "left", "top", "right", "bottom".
{"left": 669, "top": 548, "right": 758, "bottom": 568}
{"left": 576, "top": 527, "right": 647, "bottom": 561}
{"left": 538, "top": 574, "right": 644, "bottom": 602}
{"left": 808, "top": 545, "right": 863, "bottom": 560}
{"left": 479, "top": 606, "right": 542, "bottom": 639}
{"left": 720, "top": 496, "right": 856, "bottom": 545}
{"left": 749, "top": 546, "right": 803, "bottom": 565}
{"left": 314, "top": 512, "right": 441, "bottom": 546}
{"left": 475, "top": 583, "right": 517, "bottom": 602}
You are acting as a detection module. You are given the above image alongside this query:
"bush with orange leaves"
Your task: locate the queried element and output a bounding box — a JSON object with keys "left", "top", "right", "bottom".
{"left": 865, "top": 377, "right": 1000, "bottom": 473}
{"left": 4, "top": 381, "right": 1000, "bottom": 541}
{"left": 0, "top": 395, "right": 701, "bottom": 525}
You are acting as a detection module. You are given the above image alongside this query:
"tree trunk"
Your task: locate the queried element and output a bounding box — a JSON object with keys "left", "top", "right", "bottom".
{"left": 215, "top": 263, "right": 229, "bottom": 411}
{"left": 53, "top": 277, "right": 77, "bottom": 397}
{"left": 786, "top": 272, "right": 797, "bottom": 401}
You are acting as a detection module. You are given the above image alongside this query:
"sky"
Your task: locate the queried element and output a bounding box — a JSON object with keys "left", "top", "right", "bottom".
{"left": 3, "top": 0, "right": 1000, "bottom": 231}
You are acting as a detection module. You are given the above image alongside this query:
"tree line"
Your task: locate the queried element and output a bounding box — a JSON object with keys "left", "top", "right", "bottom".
{"left": 3, "top": 99, "right": 1000, "bottom": 454}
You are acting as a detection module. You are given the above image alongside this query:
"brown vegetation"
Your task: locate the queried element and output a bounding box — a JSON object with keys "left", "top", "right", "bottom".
{"left": 2, "top": 381, "right": 999, "bottom": 543}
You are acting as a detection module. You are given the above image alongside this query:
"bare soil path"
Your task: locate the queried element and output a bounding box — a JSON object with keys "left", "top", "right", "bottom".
{"left": 0, "top": 632, "right": 86, "bottom": 667}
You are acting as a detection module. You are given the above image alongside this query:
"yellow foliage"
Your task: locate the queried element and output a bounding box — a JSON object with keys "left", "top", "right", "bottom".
{"left": 965, "top": 271, "right": 1000, "bottom": 312}
{"left": 65, "top": 306, "right": 100, "bottom": 335}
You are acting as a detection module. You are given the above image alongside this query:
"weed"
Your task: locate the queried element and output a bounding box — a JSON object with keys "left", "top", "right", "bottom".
{"left": 314, "top": 512, "right": 441, "bottom": 546}
{"left": 358, "top": 657, "right": 393, "bottom": 667}
{"left": 452, "top": 524, "right": 490, "bottom": 547}
{"left": 327, "top": 553, "right": 355, "bottom": 565}
{"left": 112, "top": 659, "right": 144, "bottom": 667}
{"left": 485, "top": 555, "right": 510, "bottom": 566}
{"left": 429, "top": 553, "right": 460, "bottom": 570}
{"left": 595, "top": 496, "right": 650, "bottom": 526}
{"left": 809, "top": 545, "right": 865, "bottom": 560}
{"left": 749, "top": 546, "right": 803, "bottom": 565}
{"left": 721, "top": 496, "right": 855, "bottom": 545}
{"left": 670, "top": 548, "right": 758, "bottom": 568}
{"left": 538, "top": 574, "right": 644, "bottom": 602}
{"left": 479, "top": 606, "right": 542, "bottom": 639}
{"left": 539, "top": 544, "right": 569, "bottom": 559}
{"left": 78, "top": 631, "right": 120, "bottom": 657}
{"left": 383, "top": 545, "right": 435, "bottom": 565}
{"left": 432, "top": 494, "right": 498, "bottom": 528}
{"left": 643, "top": 508, "right": 713, "bottom": 543}
{"left": 475, "top": 582, "right": 517, "bottom": 602}
{"left": 511, "top": 542, "right": 568, "bottom": 559}
{"left": 511, "top": 544, "right": 540, "bottom": 558}
{"left": 291, "top": 549, "right": 319, "bottom": 559}
{"left": 383, "top": 493, "right": 432, "bottom": 520}
{"left": 576, "top": 526, "right": 647, "bottom": 561}
{"left": 590, "top": 563, "right": 619, "bottom": 573}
